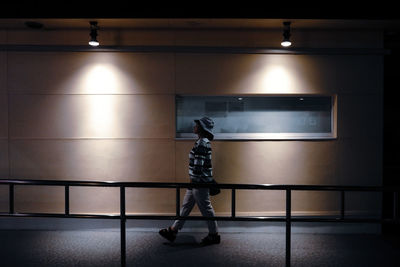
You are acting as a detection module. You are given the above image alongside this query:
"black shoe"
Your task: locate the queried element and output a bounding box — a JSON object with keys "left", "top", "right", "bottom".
{"left": 159, "top": 227, "right": 177, "bottom": 242}
{"left": 200, "top": 233, "right": 220, "bottom": 246}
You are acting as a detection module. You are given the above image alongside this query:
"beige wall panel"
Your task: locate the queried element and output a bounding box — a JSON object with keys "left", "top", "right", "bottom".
{"left": 10, "top": 140, "right": 175, "bottom": 181}
{"left": 114, "top": 30, "right": 175, "bottom": 46}
{"left": 176, "top": 140, "right": 338, "bottom": 185}
{"left": 69, "top": 186, "right": 260, "bottom": 216}
{"left": 174, "top": 30, "right": 281, "bottom": 47}
{"left": 0, "top": 140, "right": 8, "bottom": 179}
{"left": 126, "top": 188, "right": 176, "bottom": 214}
{"left": 236, "top": 190, "right": 342, "bottom": 216}
{"left": 0, "top": 185, "right": 8, "bottom": 212}
{"left": 0, "top": 30, "right": 5, "bottom": 44}
{"left": 70, "top": 187, "right": 235, "bottom": 216}
{"left": 7, "top": 52, "right": 174, "bottom": 94}
{"left": 144, "top": 188, "right": 233, "bottom": 216}
{"left": 175, "top": 189, "right": 232, "bottom": 216}
{"left": 7, "top": 30, "right": 91, "bottom": 45}
{"left": 337, "top": 138, "right": 382, "bottom": 186}
{"left": 70, "top": 187, "right": 119, "bottom": 214}
{"left": 221, "top": 187, "right": 377, "bottom": 216}
{"left": 0, "top": 52, "right": 6, "bottom": 93}
{"left": 125, "top": 188, "right": 232, "bottom": 215}
{"left": 0, "top": 94, "right": 7, "bottom": 138}
{"left": 174, "top": 141, "right": 191, "bottom": 183}
{"left": 207, "top": 189, "right": 232, "bottom": 214}
{"left": 15, "top": 185, "right": 64, "bottom": 213}
{"left": 176, "top": 54, "right": 345, "bottom": 95}
{"left": 10, "top": 94, "right": 174, "bottom": 139}
{"left": 292, "top": 30, "right": 382, "bottom": 49}
{"left": 292, "top": 190, "right": 380, "bottom": 217}
{"left": 236, "top": 190, "right": 286, "bottom": 215}
{"left": 292, "top": 191, "right": 341, "bottom": 215}
{"left": 173, "top": 30, "right": 381, "bottom": 48}
{"left": 338, "top": 94, "right": 383, "bottom": 139}
{"left": 176, "top": 54, "right": 382, "bottom": 96}
{"left": 6, "top": 28, "right": 381, "bottom": 48}
{"left": 171, "top": 189, "right": 342, "bottom": 216}
{"left": 7, "top": 30, "right": 175, "bottom": 46}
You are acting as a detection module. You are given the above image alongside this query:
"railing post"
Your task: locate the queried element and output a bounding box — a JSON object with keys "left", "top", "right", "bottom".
{"left": 286, "top": 189, "right": 291, "bottom": 267}
{"left": 394, "top": 191, "right": 398, "bottom": 220}
{"left": 120, "top": 186, "right": 126, "bottom": 267}
{"left": 340, "top": 190, "right": 345, "bottom": 220}
{"left": 176, "top": 187, "right": 180, "bottom": 217}
{"left": 9, "top": 184, "right": 14, "bottom": 214}
{"left": 65, "top": 185, "right": 70, "bottom": 215}
{"left": 231, "top": 189, "right": 236, "bottom": 218}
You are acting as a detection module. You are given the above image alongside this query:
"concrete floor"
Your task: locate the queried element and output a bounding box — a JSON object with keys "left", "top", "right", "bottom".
{"left": 0, "top": 230, "right": 399, "bottom": 267}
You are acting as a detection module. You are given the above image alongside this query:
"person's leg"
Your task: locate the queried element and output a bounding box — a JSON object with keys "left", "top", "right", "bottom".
{"left": 193, "top": 188, "right": 218, "bottom": 234}
{"left": 171, "top": 189, "right": 196, "bottom": 231}
{"left": 159, "top": 189, "right": 196, "bottom": 242}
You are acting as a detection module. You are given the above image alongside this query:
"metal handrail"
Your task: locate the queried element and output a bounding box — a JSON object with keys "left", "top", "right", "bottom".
{"left": 0, "top": 179, "right": 399, "bottom": 267}
{"left": 1, "top": 179, "right": 396, "bottom": 191}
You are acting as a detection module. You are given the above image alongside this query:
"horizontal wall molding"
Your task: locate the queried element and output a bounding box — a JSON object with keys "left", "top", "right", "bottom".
{"left": 6, "top": 92, "right": 176, "bottom": 96}
{"left": 0, "top": 45, "right": 390, "bottom": 55}
{"left": 8, "top": 137, "right": 175, "bottom": 141}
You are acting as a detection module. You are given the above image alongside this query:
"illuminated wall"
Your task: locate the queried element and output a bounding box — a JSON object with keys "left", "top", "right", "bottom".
{"left": 0, "top": 27, "right": 383, "bottom": 217}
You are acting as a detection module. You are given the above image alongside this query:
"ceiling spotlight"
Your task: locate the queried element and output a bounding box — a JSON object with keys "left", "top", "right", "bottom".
{"left": 89, "top": 21, "right": 99, "bottom": 47}
{"left": 281, "top": 21, "right": 292, "bottom": 47}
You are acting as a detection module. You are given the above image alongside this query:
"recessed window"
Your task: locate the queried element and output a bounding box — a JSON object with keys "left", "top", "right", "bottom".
{"left": 176, "top": 95, "right": 337, "bottom": 140}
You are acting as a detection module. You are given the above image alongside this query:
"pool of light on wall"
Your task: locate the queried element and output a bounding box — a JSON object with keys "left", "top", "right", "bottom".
{"left": 261, "top": 65, "right": 294, "bottom": 93}
{"left": 83, "top": 64, "right": 119, "bottom": 94}
{"left": 82, "top": 64, "right": 119, "bottom": 137}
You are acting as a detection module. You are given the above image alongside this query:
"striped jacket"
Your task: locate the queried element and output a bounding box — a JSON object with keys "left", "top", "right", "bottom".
{"left": 189, "top": 138, "right": 213, "bottom": 183}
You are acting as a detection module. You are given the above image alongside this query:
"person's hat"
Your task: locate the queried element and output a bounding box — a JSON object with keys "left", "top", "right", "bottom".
{"left": 194, "top": 117, "right": 214, "bottom": 140}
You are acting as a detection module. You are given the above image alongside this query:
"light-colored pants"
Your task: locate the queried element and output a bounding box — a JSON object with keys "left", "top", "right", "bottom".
{"left": 172, "top": 188, "right": 218, "bottom": 234}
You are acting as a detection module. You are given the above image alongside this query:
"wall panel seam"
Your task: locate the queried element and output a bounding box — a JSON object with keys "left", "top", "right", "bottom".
{"left": 6, "top": 49, "right": 10, "bottom": 180}
{"left": 173, "top": 51, "right": 177, "bottom": 183}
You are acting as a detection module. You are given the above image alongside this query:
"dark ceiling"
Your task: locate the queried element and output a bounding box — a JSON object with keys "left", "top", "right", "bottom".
{"left": 1, "top": 4, "right": 400, "bottom": 20}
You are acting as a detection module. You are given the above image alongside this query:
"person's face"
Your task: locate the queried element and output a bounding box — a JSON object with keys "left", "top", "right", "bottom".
{"left": 193, "top": 123, "right": 200, "bottom": 134}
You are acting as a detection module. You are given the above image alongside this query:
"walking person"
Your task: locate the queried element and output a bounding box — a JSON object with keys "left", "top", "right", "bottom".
{"left": 159, "top": 117, "right": 220, "bottom": 246}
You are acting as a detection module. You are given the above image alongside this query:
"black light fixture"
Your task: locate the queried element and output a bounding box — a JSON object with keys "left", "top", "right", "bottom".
{"left": 281, "top": 21, "right": 292, "bottom": 47}
{"left": 24, "top": 21, "right": 44, "bottom": 29}
{"left": 89, "top": 21, "right": 99, "bottom": 47}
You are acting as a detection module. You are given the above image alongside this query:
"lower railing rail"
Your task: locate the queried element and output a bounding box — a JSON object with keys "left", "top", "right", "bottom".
{"left": 0, "top": 179, "right": 399, "bottom": 267}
